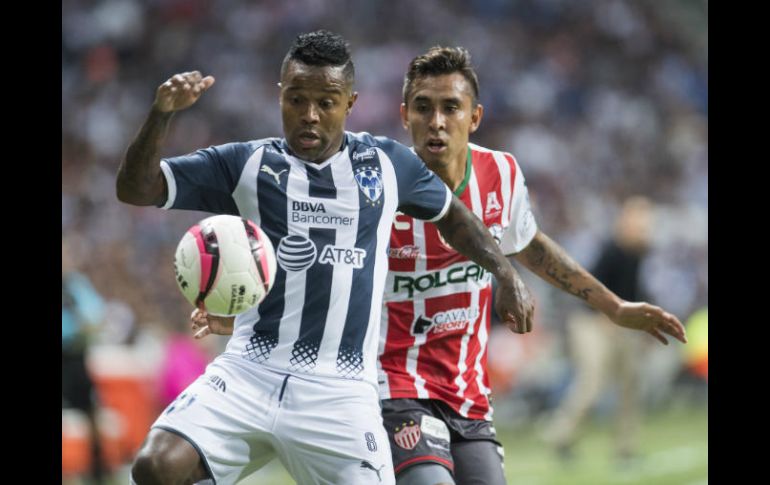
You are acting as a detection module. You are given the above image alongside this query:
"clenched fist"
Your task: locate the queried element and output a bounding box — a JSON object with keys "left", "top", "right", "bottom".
{"left": 495, "top": 275, "right": 536, "bottom": 334}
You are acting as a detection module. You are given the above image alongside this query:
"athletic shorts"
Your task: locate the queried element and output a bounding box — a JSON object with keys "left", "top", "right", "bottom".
{"left": 381, "top": 398, "right": 503, "bottom": 477}
{"left": 152, "top": 354, "right": 395, "bottom": 485}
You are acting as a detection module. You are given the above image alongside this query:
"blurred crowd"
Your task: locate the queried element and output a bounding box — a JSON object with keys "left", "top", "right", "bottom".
{"left": 62, "top": 0, "right": 707, "bottom": 479}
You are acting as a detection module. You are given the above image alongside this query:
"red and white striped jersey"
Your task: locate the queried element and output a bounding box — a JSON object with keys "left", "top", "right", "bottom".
{"left": 378, "top": 143, "right": 537, "bottom": 420}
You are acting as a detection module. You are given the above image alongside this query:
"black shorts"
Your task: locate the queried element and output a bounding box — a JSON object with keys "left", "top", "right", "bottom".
{"left": 381, "top": 398, "right": 503, "bottom": 477}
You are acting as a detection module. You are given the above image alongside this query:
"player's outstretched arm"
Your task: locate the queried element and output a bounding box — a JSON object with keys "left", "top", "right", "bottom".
{"left": 116, "top": 71, "right": 215, "bottom": 206}
{"left": 512, "top": 231, "right": 687, "bottom": 345}
{"left": 434, "top": 197, "right": 535, "bottom": 334}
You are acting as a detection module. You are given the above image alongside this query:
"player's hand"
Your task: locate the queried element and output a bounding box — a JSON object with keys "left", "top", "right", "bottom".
{"left": 190, "top": 306, "right": 234, "bottom": 339}
{"left": 609, "top": 301, "right": 687, "bottom": 345}
{"left": 495, "top": 276, "right": 535, "bottom": 334}
{"left": 153, "top": 71, "right": 215, "bottom": 113}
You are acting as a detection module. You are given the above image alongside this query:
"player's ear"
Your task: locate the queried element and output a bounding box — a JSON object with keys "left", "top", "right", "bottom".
{"left": 400, "top": 103, "right": 409, "bottom": 131}
{"left": 346, "top": 91, "right": 358, "bottom": 115}
{"left": 469, "top": 103, "right": 483, "bottom": 134}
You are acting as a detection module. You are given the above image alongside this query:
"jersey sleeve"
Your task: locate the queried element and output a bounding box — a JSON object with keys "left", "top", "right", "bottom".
{"left": 159, "top": 142, "right": 252, "bottom": 214}
{"left": 377, "top": 137, "right": 452, "bottom": 221}
{"left": 500, "top": 156, "right": 538, "bottom": 254}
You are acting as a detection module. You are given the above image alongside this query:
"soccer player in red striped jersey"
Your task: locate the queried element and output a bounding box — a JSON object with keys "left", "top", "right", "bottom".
{"left": 378, "top": 46, "right": 687, "bottom": 485}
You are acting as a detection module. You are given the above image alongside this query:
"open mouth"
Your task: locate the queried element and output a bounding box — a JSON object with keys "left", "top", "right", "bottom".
{"left": 298, "top": 131, "right": 320, "bottom": 148}
{"left": 426, "top": 139, "right": 447, "bottom": 153}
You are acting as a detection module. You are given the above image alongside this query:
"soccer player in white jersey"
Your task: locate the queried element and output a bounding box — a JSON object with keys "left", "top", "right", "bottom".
{"left": 376, "top": 47, "right": 688, "bottom": 485}
{"left": 117, "top": 32, "right": 537, "bottom": 485}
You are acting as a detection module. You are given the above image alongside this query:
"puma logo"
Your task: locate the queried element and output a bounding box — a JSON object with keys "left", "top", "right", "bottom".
{"left": 360, "top": 460, "right": 384, "bottom": 482}
{"left": 261, "top": 165, "right": 288, "bottom": 184}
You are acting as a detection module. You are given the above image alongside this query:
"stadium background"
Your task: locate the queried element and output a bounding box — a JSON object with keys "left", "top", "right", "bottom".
{"left": 62, "top": 0, "right": 707, "bottom": 483}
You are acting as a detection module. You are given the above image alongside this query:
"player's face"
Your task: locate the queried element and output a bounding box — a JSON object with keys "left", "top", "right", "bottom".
{"left": 280, "top": 61, "right": 358, "bottom": 163}
{"left": 402, "top": 73, "right": 483, "bottom": 172}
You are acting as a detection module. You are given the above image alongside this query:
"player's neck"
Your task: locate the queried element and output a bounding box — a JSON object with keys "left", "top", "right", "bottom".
{"left": 433, "top": 146, "right": 470, "bottom": 194}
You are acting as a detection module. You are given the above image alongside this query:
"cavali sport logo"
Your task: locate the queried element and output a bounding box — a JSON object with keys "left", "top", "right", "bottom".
{"left": 277, "top": 235, "right": 368, "bottom": 272}
{"left": 411, "top": 306, "right": 480, "bottom": 335}
{"left": 277, "top": 235, "right": 318, "bottom": 272}
{"left": 354, "top": 166, "right": 383, "bottom": 205}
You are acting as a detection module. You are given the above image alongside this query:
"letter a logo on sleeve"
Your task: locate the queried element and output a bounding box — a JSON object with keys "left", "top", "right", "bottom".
{"left": 354, "top": 166, "right": 383, "bottom": 206}
{"left": 485, "top": 191, "right": 502, "bottom": 217}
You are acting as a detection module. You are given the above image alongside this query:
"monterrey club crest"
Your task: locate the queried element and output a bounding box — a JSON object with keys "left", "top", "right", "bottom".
{"left": 354, "top": 166, "right": 383, "bottom": 206}
{"left": 393, "top": 420, "right": 421, "bottom": 450}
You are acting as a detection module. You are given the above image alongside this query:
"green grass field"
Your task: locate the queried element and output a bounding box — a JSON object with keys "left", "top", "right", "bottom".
{"left": 498, "top": 404, "right": 708, "bottom": 485}
{"left": 239, "top": 404, "right": 707, "bottom": 485}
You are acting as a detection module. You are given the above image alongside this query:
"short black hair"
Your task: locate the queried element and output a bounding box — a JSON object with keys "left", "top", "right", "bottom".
{"left": 281, "top": 30, "right": 355, "bottom": 86}
{"left": 403, "top": 46, "right": 480, "bottom": 106}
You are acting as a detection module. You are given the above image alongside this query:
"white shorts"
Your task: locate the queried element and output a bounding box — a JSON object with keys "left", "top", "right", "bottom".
{"left": 152, "top": 354, "right": 395, "bottom": 485}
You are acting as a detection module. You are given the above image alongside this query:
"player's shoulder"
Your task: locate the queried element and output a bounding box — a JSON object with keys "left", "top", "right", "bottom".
{"left": 244, "top": 137, "right": 285, "bottom": 156}
{"left": 468, "top": 142, "right": 518, "bottom": 167}
{"left": 201, "top": 137, "right": 282, "bottom": 161}
{"left": 346, "top": 131, "right": 378, "bottom": 148}
{"left": 346, "top": 131, "right": 412, "bottom": 159}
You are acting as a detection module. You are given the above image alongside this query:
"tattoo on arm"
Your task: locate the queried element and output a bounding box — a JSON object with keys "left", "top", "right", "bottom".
{"left": 520, "top": 233, "right": 594, "bottom": 301}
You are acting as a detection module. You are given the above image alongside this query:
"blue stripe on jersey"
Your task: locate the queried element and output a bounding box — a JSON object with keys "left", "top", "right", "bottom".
{"left": 307, "top": 165, "right": 337, "bottom": 199}
{"left": 336, "top": 146, "right": 384, "bottom": 378}
{"left": 243, "top": 148, "right": 290, "bottom": 364}
{"left": 289, "top": 226, "right": 336, "bottom": 373}
{"left": 286, "top": 164, "right": 336, "bottom": 371}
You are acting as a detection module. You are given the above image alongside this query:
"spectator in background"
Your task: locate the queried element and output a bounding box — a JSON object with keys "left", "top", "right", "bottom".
{"left": 543, "top": 196, "right": 656, "bottom": 466}
{"left": 62, "top": 243, "right": 107, "bottom": 484}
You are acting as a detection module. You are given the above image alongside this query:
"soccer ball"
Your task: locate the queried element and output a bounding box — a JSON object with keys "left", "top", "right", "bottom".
{"left": 173, "top": 215, "right": 277, "bottom": 316}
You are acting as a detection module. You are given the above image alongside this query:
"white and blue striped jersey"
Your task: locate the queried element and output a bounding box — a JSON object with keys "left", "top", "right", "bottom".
{"left": 160, "top": 131, "right": 452, "bottom": 388}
